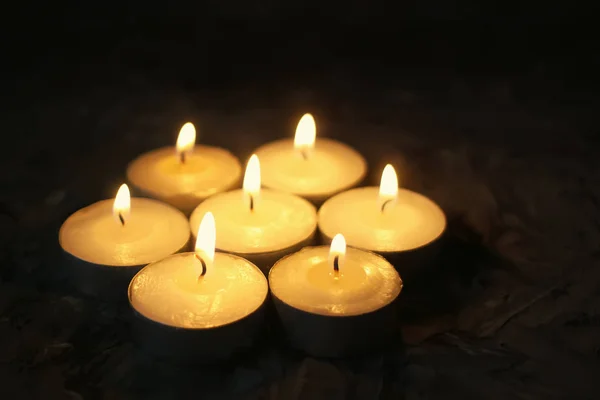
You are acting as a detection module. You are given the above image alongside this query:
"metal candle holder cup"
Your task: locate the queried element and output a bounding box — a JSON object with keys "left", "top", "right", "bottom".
{"left": 269, "top": 245, "right": 402, "bottom": 358}
{"left": 270, "top": 293, "right": 399, "bottom": 358}
{"left": 128, "top": 289, "right": 267, "bottom": 364}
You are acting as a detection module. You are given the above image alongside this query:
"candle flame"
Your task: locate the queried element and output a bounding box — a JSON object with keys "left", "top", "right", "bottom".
{"left": 329, "top": 233, "right": 346, "bottom": 273}
{"left": 113, "top": 184, "right": 131, "bottom": 225}
{"left": 195, "top": 212, "right": 216, "bottom": 275}
{"left": 243, "top": 154, "right": 261, "bottom": 198}
{"left": 293, "top": 113, "right": 316, "bottom": 156}
{"left": 176, "top": 122, "right": 196, "bottom": 159}
{"left": 379, "top": 164, "right": 398, "bottom": 200}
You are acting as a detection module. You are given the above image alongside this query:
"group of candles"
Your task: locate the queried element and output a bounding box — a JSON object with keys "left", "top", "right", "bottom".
{"left": 58, "top": 114, "right": 446, "bottom": 361}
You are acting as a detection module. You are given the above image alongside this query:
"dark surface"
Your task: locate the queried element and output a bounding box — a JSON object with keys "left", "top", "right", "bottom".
{"left": 2, "top": 6, "right": 600, "bottom": 399}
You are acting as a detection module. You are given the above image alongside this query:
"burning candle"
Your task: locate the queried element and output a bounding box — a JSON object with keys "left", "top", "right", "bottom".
{"left": 253, "top": 114, "right": 367, "bottom": 205}
{"left": 128, "top": 212, "right": 268, "bottom": 363}
{"left": 59, "top": 184, "right": 190, "bottom": 299}
{"left": 318, "top": 165, "right": 446, "bottom": 272}
{"left": 189, "top": 154, "right": 317, "bottom": 274}
{"left": 269, "top": 234, "right": 402, "bottom": 357}
{"left": 126, "top": 122, "right": 242, "bottom": 215}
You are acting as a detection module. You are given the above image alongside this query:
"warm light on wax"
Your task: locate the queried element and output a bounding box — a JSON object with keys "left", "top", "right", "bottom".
{"left": 128, "top": 225, "right": 268, "bottom": 330}
{"left": 328, "top": 233, "right": 346, "bottom": 274}
{"left": 176, "top": 122, "right": 196, "bottom": 163}
{"left": 113, "top": 184, "right": 131, "bottom": 225}
{"left": 269, "top": 242, "right": 402, "bottom": 317}
{"left": 243, "top": 154, "right": 261, "bottom": 211}
{"left": 253, "top": 114, "right": 367, "bottom": 203}
{"left": 126, "top": 121, "right": 241, "bottom": 214}
{"left": 318, "top": 164, "right": 446, "bottom": 254}
{"left": 61, "top": 186, "right": 189, "bottom": 269}
{"left": 379, "top": 164, "right": 398, "bottom": 211}
{"left": 294, "top": 113, "right": 316, "bottom": 158}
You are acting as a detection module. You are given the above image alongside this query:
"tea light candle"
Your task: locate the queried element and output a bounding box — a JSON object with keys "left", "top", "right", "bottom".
{"left": 127, "top": 122, "right": 242, "bottom": 215}
{"left": 59, "top": 184, "right": 190, "bottom": 300}
{"left": 253, "top": 114, "right": 367, "bottom": 205}
{"left": 318, "top": 165, "right": 446, "bottom": 272}
{"left": 269, "top": 234, "right": 402, "bottom": 357}
{"left": 189, "top": 154, "right": 317, "bottom": 274}
{"left": 128, "top": 212, "right": 268, "bottom": 363}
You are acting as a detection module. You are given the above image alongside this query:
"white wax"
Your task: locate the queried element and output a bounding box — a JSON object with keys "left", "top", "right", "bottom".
{"left": 318, "top": 187, "right": 446, "bottom": 253}
{"left": 129, "top": 252, "right": 268, "bottom": 328}
{"left": 189, "top": 189, "right": 317, "bottom": 254}
{"left": 126, "top": 146, "right": 242, "bottom": 213}
{"left": 59, "top": 198, "right": 190, "bottom": 266}
{"left": 253, "top": 138, "right": 367, "bottom": 202}
{"left": 269, "top": 246, "right": 402, "bottom": 316}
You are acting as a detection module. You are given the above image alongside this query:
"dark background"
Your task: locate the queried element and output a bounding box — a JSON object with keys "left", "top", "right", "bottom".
{"left": 6, "top": 1, "right": 598, "bottom": 100}
{"left": 4, "top": 1, "right": 598, "bottom": 191}
{"left": 2, "top": 2, "right": 600, "bottom": 399}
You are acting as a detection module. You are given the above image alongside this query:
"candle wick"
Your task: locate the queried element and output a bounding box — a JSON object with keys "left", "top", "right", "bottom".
{"left": 333, "top": 255, "right": 340, "bottom": 273}
{"left": 180, "top": 151, "right": 186, "bottom": 164}
{"left": 380, "top": 199, "right": 393, "bottom": 213}
{"left": 249, "top": 194, "right": 254, "bottom": 212}
{"left": 301, "top": 149, "right": 308, "bottom": 160}
{"left": 118, "top": 213, "right": 125, "bottom": 226}
{"left": 195, "top": 253, "right": 207, "bottom": 279}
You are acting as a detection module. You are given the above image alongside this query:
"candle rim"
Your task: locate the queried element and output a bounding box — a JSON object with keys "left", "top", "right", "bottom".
{"left": 59, "top": 197, "right": 190, "bottom": 267}
{"left": 128, "top": 251, "right": 268, "bottom": 330}
{"left": 253, "top": 137, "right": 368, "bottom": 198}
{"left": 125, "top": 145, "right": 243, "bottom": 199}
{"left": 189, "top": 187, "right": 318, "bottom": 254}
{"left": 270, "top": 291, "right": 400, "bottom": 319}
{"left": 268, "top": 245, "right": 403, "bottom": 317}
{"left": 318, "top": 186, "right": 447, "bottom": 253}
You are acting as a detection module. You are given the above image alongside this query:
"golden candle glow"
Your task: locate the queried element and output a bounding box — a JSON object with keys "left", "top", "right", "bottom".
{"left": 176, "top": 122, "right": 196, "bottom": 162}
{"left": 113, "top": 184, "right": 131, "bottom": 225}
{"left": 329, "top": 233, "right": 346, "bottom": 273}
{"left": 243, "top": 154, "right": 261, "bottom": 210}
{"left": 293, "top": 113, "right": 316, "bottom": 158}
{"left": 194, "top": 211, "right": 216, "bottom": 277}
